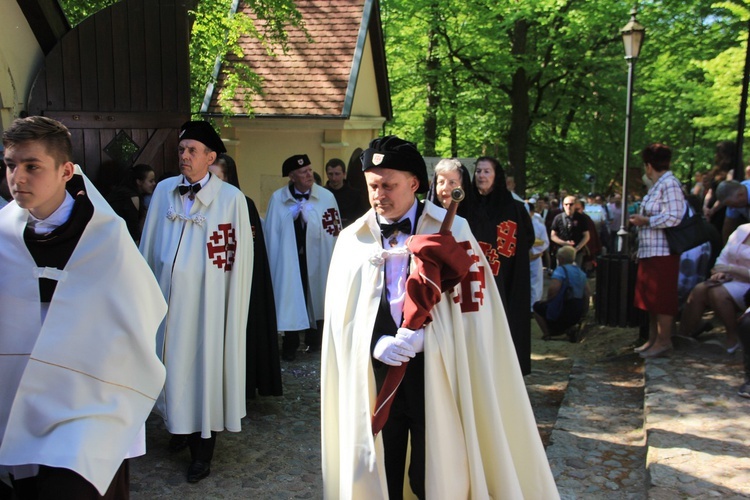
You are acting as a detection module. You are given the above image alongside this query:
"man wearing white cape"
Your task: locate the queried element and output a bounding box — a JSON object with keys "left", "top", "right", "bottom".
{"left": 0, "top": 116, "right": 166, "bottom": 497}
{"left": 140, "top": 121, "right": 252, "bottom": 483}
{"left": 265, "top": 154, "right": 341, "bottom": 360}
{"left": 321, "top": 136, "right": 559, "bottom": 499}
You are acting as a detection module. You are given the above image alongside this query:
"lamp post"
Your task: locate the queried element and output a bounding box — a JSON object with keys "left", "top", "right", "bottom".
{"left": 617, "top": 8, "right": 645, "bottom": 253}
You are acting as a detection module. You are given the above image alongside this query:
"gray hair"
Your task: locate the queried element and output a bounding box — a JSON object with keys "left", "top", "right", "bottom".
{"left": 434, "top": 158, "right": 463, "bottom": 176}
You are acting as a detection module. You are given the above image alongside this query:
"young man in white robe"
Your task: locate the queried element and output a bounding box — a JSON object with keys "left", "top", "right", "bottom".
{"left": 0, "top": 116, "right": 167, "bottom": 498}
{"left": 265, "top": 154, "right": 341, "bottom": 360}
{"left": 139, "top": 121, "right": 253, "bottom": 483}
{"left": 320, "top": 136, "right": 559, "bottom": 499}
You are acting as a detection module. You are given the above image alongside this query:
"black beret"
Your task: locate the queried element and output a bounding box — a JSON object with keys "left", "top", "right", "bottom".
{"left": 179, "top": 121, "right": 226, "bottom": 153}
{"left": 282, "top": 154, "right": 311, "bottom": 176}
{"left": 361, "top": 135, "right": 428, "bottom": 193}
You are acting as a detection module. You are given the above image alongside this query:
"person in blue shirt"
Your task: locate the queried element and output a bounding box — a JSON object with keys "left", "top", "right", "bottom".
{"left": 533, "top": 245, "right": 590, "bottom": 341}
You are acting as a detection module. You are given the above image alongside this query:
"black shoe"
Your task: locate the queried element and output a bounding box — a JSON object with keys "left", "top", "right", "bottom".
{"left": 169, "top": 434, "right": 188, "bottom": 452}
{"left": 187, "top": 460, "right": 211, "bottom": 483}
{"left": 281, "top": 351, "right": 296, "bottom": 361}
{"left": 305, "top": 345, "right": 320, "bottom": 353}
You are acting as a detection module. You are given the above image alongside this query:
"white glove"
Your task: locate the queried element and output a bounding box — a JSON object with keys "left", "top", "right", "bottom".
{"left": 373, "top": 335, "right": 416, "bottom": 366}
{"left": 396, "top": 327, "right": 425, "bottom": 353}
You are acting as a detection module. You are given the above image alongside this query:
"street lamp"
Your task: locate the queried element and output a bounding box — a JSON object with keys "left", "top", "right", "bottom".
{"left": 617, "top": 7, "right": 645, "bottom": 253}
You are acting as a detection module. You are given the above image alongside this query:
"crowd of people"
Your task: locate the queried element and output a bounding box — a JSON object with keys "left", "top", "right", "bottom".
{"left": 1, "top": 114, "right": 748, "bottom": 498}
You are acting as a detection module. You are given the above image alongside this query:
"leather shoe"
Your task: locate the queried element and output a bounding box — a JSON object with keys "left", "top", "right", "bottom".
{"left": 168, "top": 434, "right": 188, "bottom": 452}
{"left": 187, "top": 460, "right": 211, "bottom": 483}
{"left": 305, "top": 345, "right": 320, "bottom": 353}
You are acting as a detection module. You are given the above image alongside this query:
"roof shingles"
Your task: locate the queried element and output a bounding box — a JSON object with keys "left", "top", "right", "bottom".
{"left": 206, "top": 0, "right": 366, "bottom": 116}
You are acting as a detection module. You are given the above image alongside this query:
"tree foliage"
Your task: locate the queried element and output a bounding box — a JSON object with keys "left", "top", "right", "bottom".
{"left": 382, "top": 0, "right": 750, "bottom": 196}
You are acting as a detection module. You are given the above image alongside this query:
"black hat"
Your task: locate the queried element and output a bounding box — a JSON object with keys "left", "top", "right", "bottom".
{"left": 361, "top": 136, "right": 428, "bottom": 193}
{"left": 282, "top": 154, "right": 311, "bottom": 176}
{"left": 179, "top": 121, "right": 226, "bottom": 153}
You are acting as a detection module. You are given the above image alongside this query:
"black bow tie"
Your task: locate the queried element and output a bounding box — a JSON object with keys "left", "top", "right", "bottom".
{"left": 380, "top": 219, "right": 411, "bottom": 238}
{"left": 293, "top": 192, "right": 310, "bottom": 200}
{"left": 178, "top": 183, "right": 202, "bottom": 196}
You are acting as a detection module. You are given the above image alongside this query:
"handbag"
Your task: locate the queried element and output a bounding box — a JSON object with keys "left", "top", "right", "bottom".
{"left": 664, "top": 204, "right": 719, "bottom": 255}
{"left": 546, "top": 265, "right": 574, "bottom": 321}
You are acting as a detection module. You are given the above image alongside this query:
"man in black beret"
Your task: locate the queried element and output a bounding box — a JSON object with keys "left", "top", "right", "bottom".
{"left": 320, "top": 136, "right": 557, "bottom": 499}
{"left": 140, "top": 121, "right": 253, "bottom": 483}
{"left": 265, "top": 154, "right": 342, "bottom": 361}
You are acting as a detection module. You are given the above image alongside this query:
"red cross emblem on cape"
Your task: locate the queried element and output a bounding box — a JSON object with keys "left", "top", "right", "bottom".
{"left": 322, "top": 208, "right": 342, "bottom": 236}
{"left": 206, "top": 223, "right": 237, "bottom": 271}
{"left": 496, "top": 220, "right": 518, "bottom": 258}
{"left": 452, "top": 240, "right": 487, "bottom": 313}
{"left": 478, "top": 241, "right": 501, "bottom": 276}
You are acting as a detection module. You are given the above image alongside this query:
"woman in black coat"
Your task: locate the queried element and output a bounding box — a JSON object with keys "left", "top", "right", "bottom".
{"left": 468, "top": 157, "right": 535, "bottom": 375}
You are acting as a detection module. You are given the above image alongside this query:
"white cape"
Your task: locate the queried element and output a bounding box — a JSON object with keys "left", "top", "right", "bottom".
{"left": 0, "top": 166, "right": 167, "bottom": 495}
{"left": 140, "top": 174, "right": 252, "bottom": 437}
{"left": 321, "top": 202, "right": 559, "bottom": 499}
{"left": 265, "top": 183, "right": 340, "bottom": 331}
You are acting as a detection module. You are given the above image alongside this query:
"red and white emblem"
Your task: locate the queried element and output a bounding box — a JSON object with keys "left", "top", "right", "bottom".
{"left": 496, "top": 220, "right": 518, "bottom": 258}
{"left": 322, "top": 208, "right": 342, "bottom": 236}
{"left": 452, "top": 241, "right": 487, "bottom": 312}
{"left": 206, "top": 223, "right": 237, "bottom": 271}
{"left": 372, "top": 153, "right": 385, "bottom": 165}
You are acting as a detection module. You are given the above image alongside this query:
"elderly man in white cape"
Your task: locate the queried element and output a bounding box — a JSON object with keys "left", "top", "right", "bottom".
{"left": 139, "top": 120, "right": 252, "bottom": 483}
{"left": 0, "top": 116, "right": 166, "bottom": 497}
{"left": 320, "top": 136, "right": 559, "bottom": 499}
{"left": 265, "top": 154, "right": 341, "bottom": 360}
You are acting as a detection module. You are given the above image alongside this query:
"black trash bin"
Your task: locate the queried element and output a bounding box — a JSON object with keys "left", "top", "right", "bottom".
{"left": 595, "top": 254, "right": 643, "bottom": 327}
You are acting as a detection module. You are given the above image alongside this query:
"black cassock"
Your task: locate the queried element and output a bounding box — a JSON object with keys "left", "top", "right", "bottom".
{"left": 246, "top": 197, "right": 283, "bottom": 397}
{"left": 467, "top": 187, "right": 534, "bottom": 375}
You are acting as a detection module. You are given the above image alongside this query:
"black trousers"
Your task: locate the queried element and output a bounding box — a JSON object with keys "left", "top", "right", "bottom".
{"left": 186, "top": 432, "right": 217, "bottom": 463}
{"left": 378, "top": 355, "right": 425, "bottom": 500}
{"left": 5, "top": 460, "right": 129, "bottom": 500}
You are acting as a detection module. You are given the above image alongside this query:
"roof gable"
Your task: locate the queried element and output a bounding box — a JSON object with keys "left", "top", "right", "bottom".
{"left": 203, "top": 0, "right": 390, "bottom": 118}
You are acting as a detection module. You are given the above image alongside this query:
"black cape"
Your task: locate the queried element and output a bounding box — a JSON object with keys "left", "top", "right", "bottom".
{"left": 467, "top": 179, "right": 534, "bottom": 375}
{"left": 246, "top": 197, "right": 283, "bottom": 397}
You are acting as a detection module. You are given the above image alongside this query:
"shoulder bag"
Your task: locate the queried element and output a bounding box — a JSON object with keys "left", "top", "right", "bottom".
{"left": 664, "top": 204, "right": 719, "bottom": 255}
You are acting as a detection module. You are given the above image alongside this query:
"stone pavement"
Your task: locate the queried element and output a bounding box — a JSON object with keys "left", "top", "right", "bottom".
{"left": 129, "top": 320, "right": 750, "bottom": 499}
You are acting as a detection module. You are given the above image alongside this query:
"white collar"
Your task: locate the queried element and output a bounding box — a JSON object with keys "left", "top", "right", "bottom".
{"left": 27, "top": 192, "right": 75, "bottom": 235}
{"left": 181, "top": 172, "right": 210, "bottom": 188}
{"left": 378, "top": 198, "right": 418, "bottom": 227}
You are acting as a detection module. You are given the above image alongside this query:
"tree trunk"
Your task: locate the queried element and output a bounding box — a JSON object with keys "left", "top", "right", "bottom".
{"left": 507, "top": 19, "right": 530, "bottom": 197}
{"left": 423, "top": 4, "right": 440, "bottom": 157}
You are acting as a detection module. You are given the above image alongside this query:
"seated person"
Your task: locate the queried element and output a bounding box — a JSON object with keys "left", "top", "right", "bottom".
{"left": 737, "top": 289, "right": 750, "bottom": 399}
{"left": 533, "top": 245, "right": 590, "bottom": 340}
{"left": 716, "top": 179, "right": 750, "bottom": 243}
{"left": 678, "top": 222, "right": 750, "bottom": 353}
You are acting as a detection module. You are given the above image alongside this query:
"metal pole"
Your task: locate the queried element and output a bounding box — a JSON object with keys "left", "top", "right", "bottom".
{"left": 618, "top": 57, "right": 636, "bottom": 253}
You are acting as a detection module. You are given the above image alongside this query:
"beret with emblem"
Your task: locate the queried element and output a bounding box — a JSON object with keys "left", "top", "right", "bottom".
{"left": 179, "top": 121, "right": 226, "bottom": 153}
{"left": 361, "top": 135, "right": 428, "bottom": 194}
{"left": 282, "top": 154, "right": 311, "bottom": 176}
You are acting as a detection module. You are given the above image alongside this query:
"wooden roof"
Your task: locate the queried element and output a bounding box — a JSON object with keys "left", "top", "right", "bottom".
{"left": 15, "top": 0, "right": 70, "bottom": 54}
{"left": 202, "top": 0, "right": 391, "bottom": 119}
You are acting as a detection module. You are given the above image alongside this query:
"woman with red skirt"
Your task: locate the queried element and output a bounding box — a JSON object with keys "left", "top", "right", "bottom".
{"left": 629, "top": 143, "right": 685, "bottom": 358}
